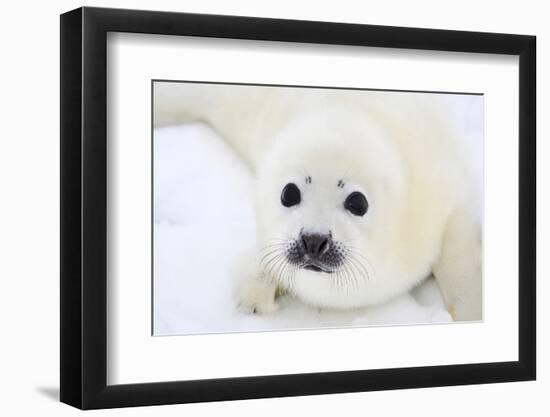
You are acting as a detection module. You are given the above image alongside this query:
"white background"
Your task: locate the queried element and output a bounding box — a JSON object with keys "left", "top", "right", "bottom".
{"left": 0, "top": 0, "right": 545, "bottom": 416}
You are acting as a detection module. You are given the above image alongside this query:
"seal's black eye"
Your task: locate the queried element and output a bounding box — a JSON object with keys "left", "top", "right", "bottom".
{"left": 281, "top": 183, "right": 301, "bottom": 207}
{"left": 344, "top": 191, "right": 368, "bottom": 216}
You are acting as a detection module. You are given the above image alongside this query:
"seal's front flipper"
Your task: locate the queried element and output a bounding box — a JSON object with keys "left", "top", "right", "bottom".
{"left": 233, "top": 251, "right": 280, "bottom": 315}
{"left": 236, "top": 278, "right": 279, "bottom": 315}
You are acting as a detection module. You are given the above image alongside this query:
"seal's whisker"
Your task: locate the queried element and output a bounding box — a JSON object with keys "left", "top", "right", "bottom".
{"left": 259, "top": 248, "right": 284, "bottom": 266}
{"left": 261, "top": 253, "right": 284, "bottom": 277}
{"left": 349, "top": 259, "right": 361, "bottom": 290}
{"left": 347, "top": 254, "right": 371, "bottom": 281}
{"left": 265, "top": 257, "right": 285, "bottom": 284}
{"left": 280, "top": 258, "right": 297, "bottom": 290}
{"left": 339, "top": 262, "right": 352, "bottom": 293}
{"left": 260, "top": 254, "right": 284, "bottom": 273}
{"left": 351, "top": 256, "right": 371, "bottom": 282}
{"left": 273, "top": 251, "right": 292, "bottom": 280}
{"left": 344, "top": 258, "right": 359, "bottom": 290}
{"left": 340, "top": 262, "right": 352, "bottom": 292}
{"left": 345, "top": 244, "right": 372, "bottom": 263}
{"left": 260, "top": 242, "right": 288, "bottom": 250}
{"left": 274, "top": 256, "right": 289, "bottom": 284}
{"left": 266, "top": 235, "right": 293, "bottom": 244}
{"left": 259, "top": 245, "right": 287, "bottom": 259}
{"left": 333, "top": 269, "right": 340, "bottom": 290}
{"left": 288, "top": 263, "right": 299, "bottom": 293}
{"left": 345, "top": 246, "right": 376, "bottom": 276}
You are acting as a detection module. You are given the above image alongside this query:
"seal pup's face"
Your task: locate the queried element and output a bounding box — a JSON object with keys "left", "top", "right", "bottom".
{"left": 255, "top": 110, "right": 406, "bottom": 308}
{"left": 277, "top": 177, "right": 370, "bottom": 284}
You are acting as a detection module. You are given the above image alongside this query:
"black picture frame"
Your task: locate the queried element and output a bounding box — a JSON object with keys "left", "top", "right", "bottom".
{"left": 60, "top": 6, "right": 536, "bottom": 410}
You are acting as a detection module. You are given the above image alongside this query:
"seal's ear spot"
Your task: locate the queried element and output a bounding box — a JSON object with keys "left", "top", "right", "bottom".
{"left": 281, "top": 183, "right": 301, "bottom": 207}
{"left": 344, "top": 191, "right": 368, "bottom": 216}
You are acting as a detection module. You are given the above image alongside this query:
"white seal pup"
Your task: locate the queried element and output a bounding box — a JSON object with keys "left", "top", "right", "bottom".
{"left": 154, "top": 83, "right": 482, "bottom": 321}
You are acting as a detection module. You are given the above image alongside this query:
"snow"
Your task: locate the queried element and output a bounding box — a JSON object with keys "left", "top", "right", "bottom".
{"left": 153, "top": 95, "right": 482, "bottom": 336}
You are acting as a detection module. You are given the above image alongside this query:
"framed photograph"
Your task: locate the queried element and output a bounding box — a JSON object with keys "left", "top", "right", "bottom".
{"left": 60, "top": 6, "right": 536, "bottom": 409}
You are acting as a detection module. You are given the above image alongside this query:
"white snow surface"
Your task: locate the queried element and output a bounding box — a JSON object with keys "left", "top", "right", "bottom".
{"left": 153, "top": 95, "right": 482, "bottom": 336}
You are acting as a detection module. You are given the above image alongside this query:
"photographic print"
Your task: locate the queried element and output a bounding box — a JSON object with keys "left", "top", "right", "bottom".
{"left": 152, "top": 81, "right": 483, "bottom": 336}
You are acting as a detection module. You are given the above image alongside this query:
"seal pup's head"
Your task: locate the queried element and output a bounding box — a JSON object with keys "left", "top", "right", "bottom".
{"left": 255, "top": 108, "right": 416, "bottom": 309}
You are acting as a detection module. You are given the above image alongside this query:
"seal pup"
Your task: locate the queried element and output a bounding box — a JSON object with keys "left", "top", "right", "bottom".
{"left": 154, "top": 82, "right": 482, "bottom": 321}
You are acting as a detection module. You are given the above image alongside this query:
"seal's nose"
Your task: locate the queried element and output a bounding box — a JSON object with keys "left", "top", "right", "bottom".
{"left": 300, "top": 233, "right": 331, "bottom": 258}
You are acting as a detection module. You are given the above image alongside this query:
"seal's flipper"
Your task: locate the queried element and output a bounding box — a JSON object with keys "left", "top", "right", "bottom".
{"left": 433, "top": 207, "right": 482, "bottom": 321}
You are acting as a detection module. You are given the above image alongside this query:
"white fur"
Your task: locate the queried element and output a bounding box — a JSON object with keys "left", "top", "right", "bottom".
{"left": 154, "top": 82, "right": 482, "bottom": 321}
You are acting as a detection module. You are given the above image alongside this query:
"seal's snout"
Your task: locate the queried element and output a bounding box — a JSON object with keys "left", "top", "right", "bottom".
{"left": 300, "top": 232, "right": 331, "bottom": 259}
{"left": 286, "top": 231, "right": 342, "bottom": 274}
